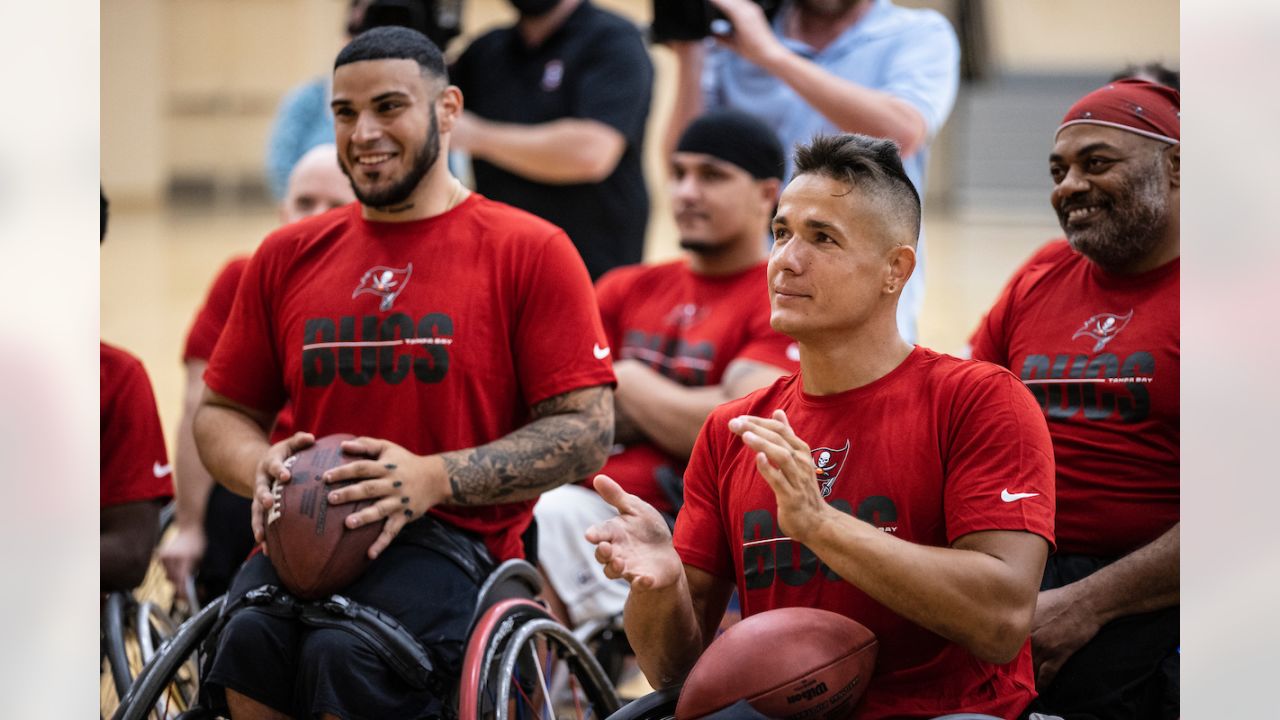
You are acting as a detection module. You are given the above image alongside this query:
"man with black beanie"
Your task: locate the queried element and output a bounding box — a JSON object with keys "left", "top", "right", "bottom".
{"left": 535, "top": 109, "right": 799, "bottom": 629}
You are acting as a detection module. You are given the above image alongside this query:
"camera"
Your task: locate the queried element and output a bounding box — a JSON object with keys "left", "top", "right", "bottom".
{"left": 352, "top": 0, "right": 464, "bottom": 51}
{"left": 650, "top": 0, "right": 782, "bottom": 43}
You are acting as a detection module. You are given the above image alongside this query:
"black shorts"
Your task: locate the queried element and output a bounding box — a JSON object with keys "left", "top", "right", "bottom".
{"left": 1022, "top": 553, "right": 1179, "bottom": 720}
{"left": 204, "top": 523, "right": 487, "bottom": 719}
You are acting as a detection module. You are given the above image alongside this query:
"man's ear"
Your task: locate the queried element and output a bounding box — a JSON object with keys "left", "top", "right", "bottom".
{"left": 884, "top": 242, "right": 916, "bottom": 296}
{"left": 757, "top": 177, "right": 782, "bottom": 213}
{"left": 1166, "top": 143, "right": 1180, "bottom": 189}
{"left": 437, "top": 85, "right": 463, "bottom": 132}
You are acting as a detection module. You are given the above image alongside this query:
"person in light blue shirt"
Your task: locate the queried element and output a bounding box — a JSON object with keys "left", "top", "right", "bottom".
{"left": 264, "top": 78, "right": 335, "bottom": 200}
{"left": 666, "top": 0, "right": 959, "bottom": 342}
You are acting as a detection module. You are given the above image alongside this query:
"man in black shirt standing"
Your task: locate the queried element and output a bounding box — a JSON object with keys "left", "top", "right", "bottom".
{"left": 450, "top": 0, "right": 654, "bottom": 279}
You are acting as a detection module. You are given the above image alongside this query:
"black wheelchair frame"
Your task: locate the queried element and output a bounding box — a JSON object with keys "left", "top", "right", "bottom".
{"left": 112, "top": 559, "right": 625, "bottom": 720}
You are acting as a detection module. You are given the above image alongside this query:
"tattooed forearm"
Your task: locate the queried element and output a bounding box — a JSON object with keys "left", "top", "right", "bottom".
{"left": 442, "top": 385, "right": 614, "bottom": 505}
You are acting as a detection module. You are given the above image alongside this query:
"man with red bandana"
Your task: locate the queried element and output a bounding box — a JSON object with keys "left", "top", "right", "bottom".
{"left": 970, "top": 79, "right": 1180, "bottom": 718}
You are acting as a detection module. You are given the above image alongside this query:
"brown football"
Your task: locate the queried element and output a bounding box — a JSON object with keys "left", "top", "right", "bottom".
{"left": 676, "top": 607, "right": 878, "bottom": 720}
{"left": 264, "top": 434, "right": 381, "bottom": 599}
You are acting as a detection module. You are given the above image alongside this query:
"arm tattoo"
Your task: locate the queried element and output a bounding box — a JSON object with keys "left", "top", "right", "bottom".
{"left": 442, "top": 385, "right": 614, "bottom": 505}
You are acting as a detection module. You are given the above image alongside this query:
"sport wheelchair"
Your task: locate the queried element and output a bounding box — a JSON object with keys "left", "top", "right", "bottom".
{"left": 102, "top": 502, "right": 200, "bottom": 714}
{"left": 112, "top": 558, "right": 624, "bottom": 720}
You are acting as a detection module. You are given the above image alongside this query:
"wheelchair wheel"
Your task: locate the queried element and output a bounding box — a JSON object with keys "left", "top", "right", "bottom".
{"left": 112, "top": 596, "right": 224, "bottom": 720}
{"left": 104, "top": 594, "right": 183, "bottom": 695}
{"left": 459, "top": 597, "right": 622, "bottom": 720}
{"left": 574, "top": 616, "right": 632, "bottom": 688}
{"left": 103, "top": 592, "right": 137, "bottom": 698}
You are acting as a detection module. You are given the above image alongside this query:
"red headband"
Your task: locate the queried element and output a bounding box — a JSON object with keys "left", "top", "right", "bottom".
{"left": 1057, "top": 78, "right": 1180, "bottom": 144}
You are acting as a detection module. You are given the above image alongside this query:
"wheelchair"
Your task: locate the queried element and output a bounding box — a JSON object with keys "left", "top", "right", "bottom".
{"left": 102, "top": 502, "right": 199, "bottom": 715}
{"left": 101, "top": 590, "right": 195, "bottom": 699}
{"left": 112, "top": 558, "right": 624, "bottom": 720}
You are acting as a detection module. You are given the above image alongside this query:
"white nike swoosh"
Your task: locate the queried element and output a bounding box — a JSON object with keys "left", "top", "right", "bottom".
{"left": 593, "top": 343, "right": 611, "bottom": 360}
{"left": 153, "top": 461, "right": 173, "bottom": 478}
{"left": 1001, "top": 489, "right": 1039, "bottom": 502}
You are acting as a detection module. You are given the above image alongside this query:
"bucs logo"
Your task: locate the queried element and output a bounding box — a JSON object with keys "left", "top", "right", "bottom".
{"left": 811, "top": 439, "right": 850, "bottom": 497}
{"left": 663, "top": 302, "right": 707, "bottom": 328}
{"left": 1072, "top": 310, "right": 1133, "bottom": 352}
{"left": 353, "top": 263, "right": 413, "bottom": 312}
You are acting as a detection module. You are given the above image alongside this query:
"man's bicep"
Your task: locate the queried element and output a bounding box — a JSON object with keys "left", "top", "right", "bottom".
{"left": 686, "top": 564, "right": 736, "bottom": 650}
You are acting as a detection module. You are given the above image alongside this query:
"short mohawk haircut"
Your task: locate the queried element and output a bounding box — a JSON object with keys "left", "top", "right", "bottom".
{"left": 793, "top": 134, "right": 921, "bottom": 241}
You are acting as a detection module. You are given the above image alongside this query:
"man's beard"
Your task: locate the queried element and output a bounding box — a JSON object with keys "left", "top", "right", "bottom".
{"left": 344, "top": 109, "right": 440, "bottom": 209}
{"left": 1060, "top": 161, "right": 1169, "bottom": 272}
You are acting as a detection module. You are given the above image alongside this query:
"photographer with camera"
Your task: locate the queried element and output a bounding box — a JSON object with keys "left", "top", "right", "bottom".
{"left": 660, "top": 0, "right": 958, "bottom": 344}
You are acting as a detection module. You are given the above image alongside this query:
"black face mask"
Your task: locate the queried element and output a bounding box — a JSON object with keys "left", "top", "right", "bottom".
{"left": 508, "top": 0, "right": 560, "bottom": 18}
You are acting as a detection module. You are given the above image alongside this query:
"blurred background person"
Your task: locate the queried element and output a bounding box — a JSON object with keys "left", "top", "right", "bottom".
{"left": 535, "top": 109, "right": 798, "bottom": 629}
{"left": 101, "top": 188, "right": 174, "bottom": 594}
{"left": 664, "top": 0, "right": 960, "bottom": 343}
{"left": 157, "top": 145, "right": 355, "bottom": 604}
{"left": 450, "top": 0, "right": 654, "bottom": 280}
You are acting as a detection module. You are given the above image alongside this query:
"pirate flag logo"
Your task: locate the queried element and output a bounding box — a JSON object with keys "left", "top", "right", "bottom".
{"left": 1071, "top": 309, "right": 1133, "bottom": 352}
{"left": 811, "top": 439, "right": 851, "bottom": 497}
{"left": 353, "top": 263, "right": 413, "bottom": 312}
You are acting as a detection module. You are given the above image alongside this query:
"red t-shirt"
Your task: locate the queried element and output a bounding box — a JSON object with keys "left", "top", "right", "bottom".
{"left": 185, "top": 257, "right": 248, "bottom": 363}
{"left": 970, "top": 240, "right": 1179, "bottom": 557}
{"left": 205, "top": 196, "right": 616, "bottom": 561}
{"left": 674, "top": 347, "right": 1055, "bottom": 719}
{"left": 594, "top": 260, "right": 799, "bottom": 513}
{"left": 185, "top": 257, "right": 295, "bottom": 442}
{"left": 101, "top": 342, "right": 173, "bottom": 507}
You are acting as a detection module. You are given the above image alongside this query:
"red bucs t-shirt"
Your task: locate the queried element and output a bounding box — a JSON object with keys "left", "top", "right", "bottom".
{"left": 594, "top": 260, "right": 798, "bottom": 513}
{"left": 101, "top": 342, "right": 173, "bottom": 507}
{"left": 205, "top": 196, "right": 616, "bottom": 561}
{"left": 185, "top": 257, "right": 249, "bottom": 363}
{"left": 185, "top": 257, "right": 295, "bottom": 442}
{"left": 970, "top": 240, "right": 1178, "bottom": 557}
{"left": 675, "top": 347, "right": 1055, "bottom": 719}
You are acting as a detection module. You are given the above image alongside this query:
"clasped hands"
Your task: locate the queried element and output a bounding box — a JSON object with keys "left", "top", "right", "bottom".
{"left": 251, "top": 432, "right": 450, "bottom": 560}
